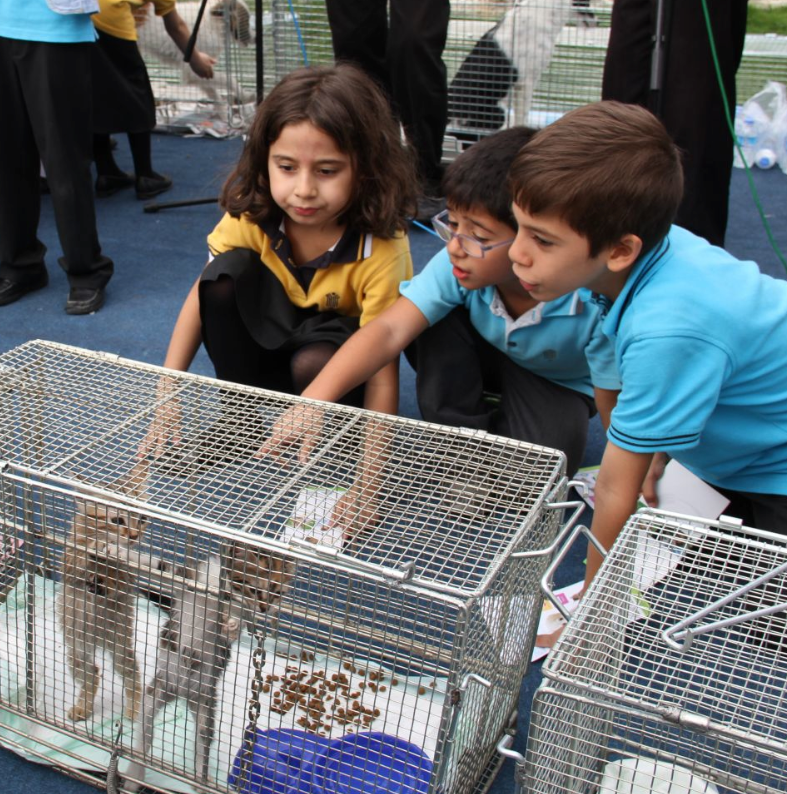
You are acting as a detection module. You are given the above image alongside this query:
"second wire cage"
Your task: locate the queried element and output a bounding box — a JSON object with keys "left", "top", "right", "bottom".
{"left": 523, "top": 508, "right": 787, "bottom": 794}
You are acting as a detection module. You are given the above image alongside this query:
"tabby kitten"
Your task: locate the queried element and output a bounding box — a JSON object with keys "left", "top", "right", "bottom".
{"left": 120, "top": 541, "right": 293, "bottom": 791}
{"left": 57, "top": 461, "right": 148, "bottom": 723}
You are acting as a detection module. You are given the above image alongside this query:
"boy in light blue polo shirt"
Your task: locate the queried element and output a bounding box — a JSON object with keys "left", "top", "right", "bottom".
{"left": 272, "top": 126, "right": 620, "bottom": 475}
{"left": 507, "top": 100, "right": 787, "bottom": 587}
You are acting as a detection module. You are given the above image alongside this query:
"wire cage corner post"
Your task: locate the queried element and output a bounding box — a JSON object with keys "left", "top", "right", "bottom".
{"left": 519, "top": 508, "right": 787, "bottom": 794}
{"left": 0, "top": 339, "right": 575, "bottom": 794}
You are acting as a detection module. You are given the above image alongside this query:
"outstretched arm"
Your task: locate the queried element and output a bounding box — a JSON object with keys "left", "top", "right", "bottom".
{"left": 162, "top": 8, "right": 216, "bottom": 78}
{"left": 304, "top": 297, "right": 429, "bottom": 404}
{"left": 585, "top": 442, "right": 653, "bottom": 586}
{"left": 140, "top": 277, "right": 203, "bottom": 457}
{"left": 260, "top": 297, "right": 429, "bottom": 460}
{"left": 163, "top": 276, "right": 203, "bottom": 372}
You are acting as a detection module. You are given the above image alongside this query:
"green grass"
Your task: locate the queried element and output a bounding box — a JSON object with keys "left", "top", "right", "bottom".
{"left": 748, "top": 6, "right": 787, "bottom": 36}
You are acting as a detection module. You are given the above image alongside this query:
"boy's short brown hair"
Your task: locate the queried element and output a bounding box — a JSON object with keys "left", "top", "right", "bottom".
{"left": 509, "top": 101, "right": 684, "bottom": 256}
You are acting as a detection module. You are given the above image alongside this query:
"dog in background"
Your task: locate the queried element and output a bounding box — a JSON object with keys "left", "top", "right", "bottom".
{"left": 448, "top": 0, "right": 590, "bottom": 131}
{"left": 136, "top": 0, "right": 254, "bottom": 104}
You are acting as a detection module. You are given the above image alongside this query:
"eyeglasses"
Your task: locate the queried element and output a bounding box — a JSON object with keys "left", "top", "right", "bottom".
{"left": 431, "top": 210, "right": 514, "bottom": 259}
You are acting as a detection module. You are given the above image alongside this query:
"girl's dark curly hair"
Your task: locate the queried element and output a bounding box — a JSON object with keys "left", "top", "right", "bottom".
{"left": 220, "top": 63, "right": 419, "bottom": 238}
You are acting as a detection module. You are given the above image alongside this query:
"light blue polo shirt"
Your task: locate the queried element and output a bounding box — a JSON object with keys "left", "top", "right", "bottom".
{"left": 595, "top": 225, "right": 787, "bottom": 495}
{"left": 0, "top": 0, "right": 97, "bottom": 43}
{"left": 399, "top": 248, "right": 620, "bottom": 398}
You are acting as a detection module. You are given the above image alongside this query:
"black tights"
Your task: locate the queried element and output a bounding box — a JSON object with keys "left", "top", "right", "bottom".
{"left": 200, "top": 275, "right": 364, "bottom": 404}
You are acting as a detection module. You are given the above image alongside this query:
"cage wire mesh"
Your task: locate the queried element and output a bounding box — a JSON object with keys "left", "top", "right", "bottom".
{"left": 0, "top": 339, "right": 569, "bottom": 794}
{"left": 522, "top": 509, "right": 787, "bottom": 794}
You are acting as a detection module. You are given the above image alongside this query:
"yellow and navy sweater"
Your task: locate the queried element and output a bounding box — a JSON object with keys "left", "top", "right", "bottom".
{"left": 207, "top": 213, "right": 413, "bottom": 327}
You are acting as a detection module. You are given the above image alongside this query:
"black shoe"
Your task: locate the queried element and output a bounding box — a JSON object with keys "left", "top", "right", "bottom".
{"left": 0, "top": 273, "right": 48, "bottom": 307}
{"left": 136, "top": 174, "right": 172, "bottom": 200}
{"left": 65, "top": 286, "right": 105, "bottom": 315}
{"left": 95, "top": 172, "right": 135, "bottom": 197}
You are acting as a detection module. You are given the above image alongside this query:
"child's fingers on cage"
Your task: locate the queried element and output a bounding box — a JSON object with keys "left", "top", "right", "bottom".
{"left": 140, "top": 419, "right": 181, "bottom": 459}
{"left": 329, "top": 493, "right": 379, "bottom": 539}
{"left": 298, "top": 429, "right": 319, "bottom": 464}
{"left": 258, "top": 405, "right": 322, "bottom": 459}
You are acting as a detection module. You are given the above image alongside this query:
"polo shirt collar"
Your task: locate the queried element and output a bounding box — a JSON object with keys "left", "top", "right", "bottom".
{"left": 261, "top": 218, "right": 365, "bottom": 270}
{"left": 586, "top": 230, "right": 672, "bottom": 339}
{"left": 261, "top": 217, "right": 366, "bottom": 290}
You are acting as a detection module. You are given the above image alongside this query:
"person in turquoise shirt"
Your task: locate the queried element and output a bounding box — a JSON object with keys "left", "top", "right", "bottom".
{"left": 506, "top": 100, "right": 787, "bottom": 593}
{"left": 0, "top": 0, "right": 113, "bottom": 314}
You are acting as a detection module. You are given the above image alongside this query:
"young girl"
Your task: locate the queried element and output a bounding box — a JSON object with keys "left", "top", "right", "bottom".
{"left": 153, "top": 64, "right": 417, "bottom": 444}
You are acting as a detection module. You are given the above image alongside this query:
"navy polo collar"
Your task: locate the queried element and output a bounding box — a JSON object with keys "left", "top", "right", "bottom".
{"left": 261, "top": 217, "right": 366, "bottom": 290}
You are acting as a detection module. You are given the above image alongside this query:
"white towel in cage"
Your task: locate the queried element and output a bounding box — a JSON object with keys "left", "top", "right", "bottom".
{"left": 0, "top": 572, "right": 447, "bottom": 793}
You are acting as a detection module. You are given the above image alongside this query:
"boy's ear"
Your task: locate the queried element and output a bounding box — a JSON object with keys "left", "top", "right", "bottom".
{"left": 605, "top": 234, "right": 643, "bottom": 273}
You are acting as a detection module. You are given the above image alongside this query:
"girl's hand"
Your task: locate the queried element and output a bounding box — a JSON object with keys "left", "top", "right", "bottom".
{"left": 258, "top": 403, "right": 324, "bottom": 464}
{"left": 189, "top": 49, "right": 217, "bottom": 79}
{"left": 139, "top": 377, "right": 183, "bottom": 459}
{"left": 641, "top": 451, "right": 669, "bottom": 507}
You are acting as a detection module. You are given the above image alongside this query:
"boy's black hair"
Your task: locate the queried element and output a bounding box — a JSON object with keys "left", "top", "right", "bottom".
{"left": 441, "top": 127, "right": 537, "bottom": 229}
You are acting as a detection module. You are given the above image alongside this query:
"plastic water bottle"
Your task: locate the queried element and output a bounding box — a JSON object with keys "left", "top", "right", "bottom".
{"left": 733, "top": 106, "right": 768, "bottom": 168}
{"left": 755, "top": 141, "right": 777, "bottom": 169}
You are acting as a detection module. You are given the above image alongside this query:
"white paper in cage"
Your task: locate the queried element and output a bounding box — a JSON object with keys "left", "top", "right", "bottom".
{"left": 278, "top": 487, "right": 347, "bottom": 551}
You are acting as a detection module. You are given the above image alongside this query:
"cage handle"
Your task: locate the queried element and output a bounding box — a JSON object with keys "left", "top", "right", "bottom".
{"left": 538, "top": 522, "right": 606, "bottom": 622}
{"left": 662, "top": 559, "right": 787, "bottom": 652}
{"left": 511, "top": 479, "right": 588, "bottom": 561}
{"left": 512, "top": 481, "right": 606, "bottom": 622}
{"left": 448, "top": 673, "right": 490, "bottom": 709}
{"left": 495, "top": 732, "right": 524, "bottom": 763}
{"left": 537, "top": 480, "right": 607, "bottom": 622}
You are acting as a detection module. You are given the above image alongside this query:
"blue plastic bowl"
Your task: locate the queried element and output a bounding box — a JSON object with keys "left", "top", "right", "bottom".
{"left": 289, "top": 731, "right": 433, "bottom": 794}
{"left": 229, "top": 728, "right": 333, "bottom": 794}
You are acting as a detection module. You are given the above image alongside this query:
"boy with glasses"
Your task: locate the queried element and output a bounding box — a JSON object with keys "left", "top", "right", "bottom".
{"left": 266, "top": 127, "right": 619, "bottom": 475}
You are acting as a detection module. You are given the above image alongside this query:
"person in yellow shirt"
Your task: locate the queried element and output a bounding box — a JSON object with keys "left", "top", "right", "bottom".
{"left": 144, "top": 64, "right": 416, "bottom": 463}
{"left": 91, "top": 0, "right": 215, "bottom": 199}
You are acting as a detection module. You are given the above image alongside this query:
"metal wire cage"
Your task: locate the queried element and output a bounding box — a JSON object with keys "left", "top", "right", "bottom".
{"left": 0, "top": 340, "right": 570, "bottom": 794}
{"left": 522, "top": 509, "right": 787, "bottom": 794}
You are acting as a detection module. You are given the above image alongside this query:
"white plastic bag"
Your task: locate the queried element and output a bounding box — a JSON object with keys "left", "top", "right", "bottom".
{"left": 733, "top": 80, "right": 787, "bottom": 169}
